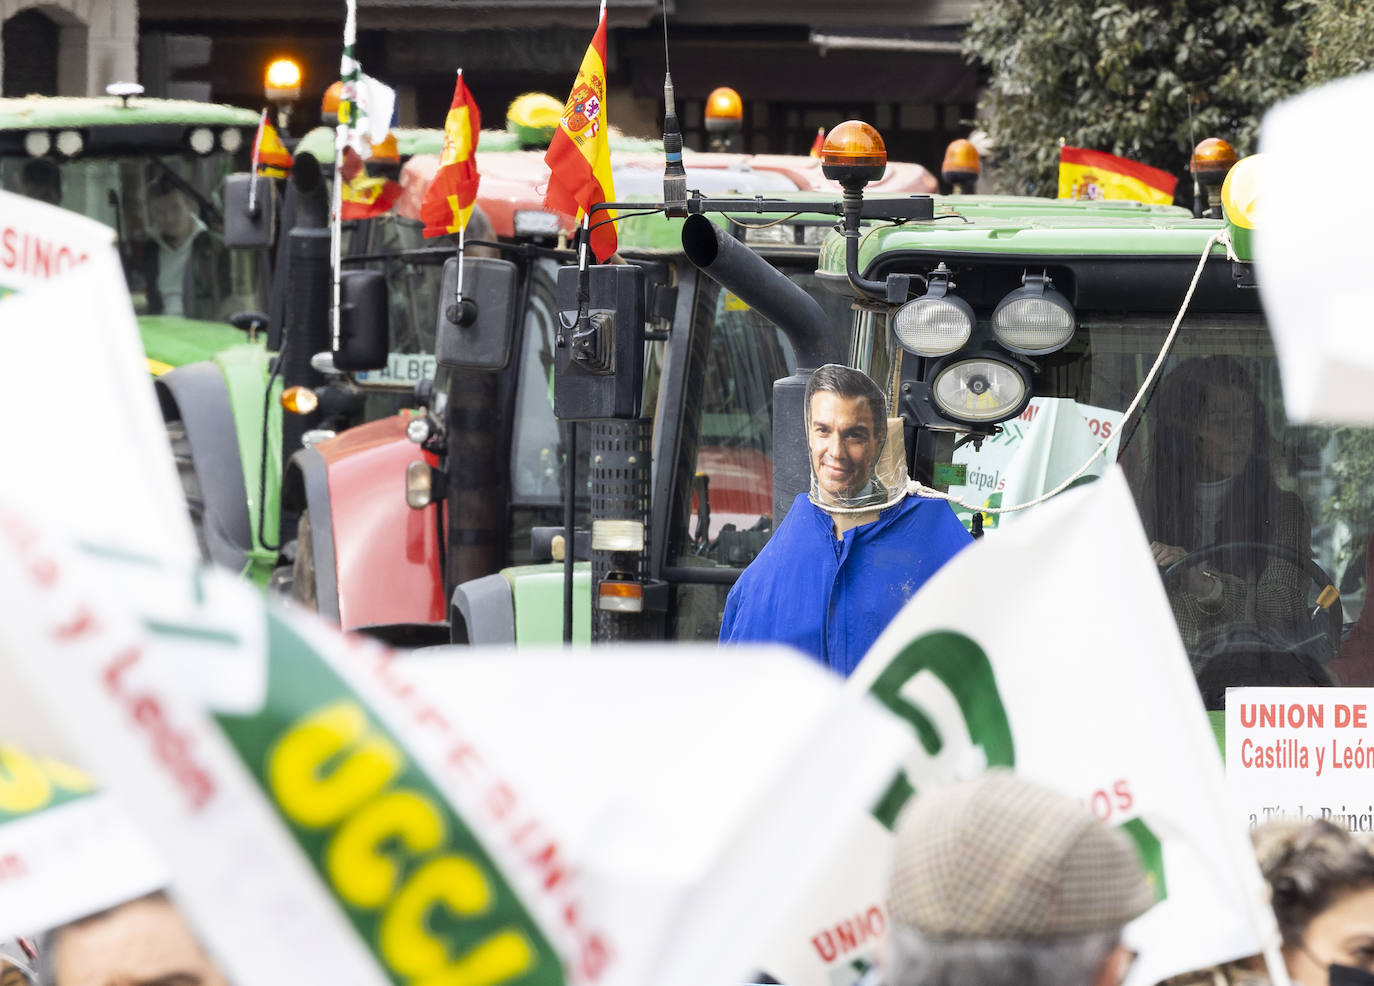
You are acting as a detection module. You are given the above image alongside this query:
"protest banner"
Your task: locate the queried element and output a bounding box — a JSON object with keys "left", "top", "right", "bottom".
{"left": 948, "top": 397, "right": 1122, "bottom": 530}
{"left": 759, "top": 467, "right": 1286, "bottom": 986}
{"left": 1226, "top": 686, "right": 1374, "bottom": 833}
{"left": 0, "top": 501, "right": 913, "bottom": 986}
{"left": 0, "top": 744, "right": 167, "bottom": 936}
{"left": 0, "top": 190, "right": 195, "bottom": 564}
{"left": 1258, "top": 72, "right": 1374, "bottom": 424}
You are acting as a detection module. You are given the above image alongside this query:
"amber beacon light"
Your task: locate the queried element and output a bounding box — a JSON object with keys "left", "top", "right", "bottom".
{"left": 704, "top": 86, "right": 743, "bottom": 130}
{"left": 821, "top": 120, "right": 886, "bottom": 189}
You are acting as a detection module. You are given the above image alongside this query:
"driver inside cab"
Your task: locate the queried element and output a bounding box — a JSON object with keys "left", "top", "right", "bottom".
{"left": 139, "top": 172, "right": 230, "bottom": 320}
{"left": 1134, "top": 356, "right": 1316, "bottom": 666}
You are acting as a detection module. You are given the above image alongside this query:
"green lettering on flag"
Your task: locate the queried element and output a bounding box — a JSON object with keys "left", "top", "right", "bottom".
{"left": 214, "top": 611, "right": 562, "bottom": 986}
{"left": 868, "top": 631, "right": 1015, "bottom": 829}
{"left": 1119, "top": 816, "right": 1168, "bottom": 902}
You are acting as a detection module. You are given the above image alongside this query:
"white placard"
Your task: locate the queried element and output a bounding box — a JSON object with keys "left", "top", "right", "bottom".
{"left": 1226, "top": 686, "right": 1374, "bottom": 832}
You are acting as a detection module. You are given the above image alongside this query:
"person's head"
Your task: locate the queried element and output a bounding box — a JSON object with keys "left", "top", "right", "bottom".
{"left": 40, "top": 892, "right": 227, "bottom": 986}
{"left": 146, "top": 175, "right": 196, "bottom": 247}
{"left": 1254, "top": 819, "right": 1374, "bottom": 986}
{"left": 20, "top": 159, "right": 61, "bottom": 206}
{"left": 805, "top": 364, "right": 887, "bottom": 504}
{"left": 885, "top": 770, "right": 1155, "bottom": 986}
{"left": 1155, "top": 356, "right": 1268, "bottom": 483}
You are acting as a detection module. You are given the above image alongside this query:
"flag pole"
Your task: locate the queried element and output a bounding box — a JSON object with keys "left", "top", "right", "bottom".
{"left": 249, "top": 108, "right": 265, "bottom": 216}
{"left": 455, "top": 68, "right": 466, "bottom": 307}
{"left": 331, "top": 0, "right": 358, "bottom": 350}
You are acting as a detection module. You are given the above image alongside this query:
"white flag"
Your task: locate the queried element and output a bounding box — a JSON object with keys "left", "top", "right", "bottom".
{"left": 760, "top": 468, "right": 1282, "bottom": 986}
{"left": 0, "top": 504, "right": 912, "bottom": 986}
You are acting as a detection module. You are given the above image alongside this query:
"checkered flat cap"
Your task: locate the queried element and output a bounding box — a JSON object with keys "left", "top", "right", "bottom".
{"left": 889, "top": 769, "right": 1156, "bottom": 941}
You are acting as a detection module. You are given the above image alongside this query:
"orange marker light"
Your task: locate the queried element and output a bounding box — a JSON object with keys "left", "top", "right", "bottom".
{"left": 942, "top": 138, "right": 980, "bottom": 185}
{"left": 369, "top": 132, "right": 400, "bottom": 164}
{"left": 265, "top": 58, "right": 302, "bottom": 104}
{"left": 1190, "top": 137, "right": 1238, "bottom": 177}
{"left": 321, "top": 80, "right": 343, "bottom": 119}
{"left": 281, "top": 386, "right": 318, "bottom": 415}
{"left": 598, "top": 580, "right": 644, "bottom": 613}
{"left": 821, "top": 120, "right": 887, "bottom": 188}
{"left": 705, "top": 87, "right": 743, "bottom": 122}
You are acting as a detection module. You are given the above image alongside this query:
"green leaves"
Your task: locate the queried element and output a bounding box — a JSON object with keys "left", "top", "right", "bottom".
{"left": 963, "top": 0, "right": 1311, "bottom": 202}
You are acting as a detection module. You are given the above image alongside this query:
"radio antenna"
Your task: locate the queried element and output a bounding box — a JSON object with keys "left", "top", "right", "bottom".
{"left": 1188, "top": 92, "right": 1204, "bottom": 218}
{"left": 660, "top": 0, "right": 688, "bottom": 217}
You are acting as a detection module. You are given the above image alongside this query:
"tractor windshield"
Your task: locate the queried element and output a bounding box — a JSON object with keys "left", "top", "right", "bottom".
{"left": 885, "top": 309, "right": 1374, "bottom": 702}
{"left": 0, "top": 150, "right": 265, "bottom": 320}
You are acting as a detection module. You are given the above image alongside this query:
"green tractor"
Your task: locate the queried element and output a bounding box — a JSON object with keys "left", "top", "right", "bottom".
{"left": 0, "top": 89, "right": 266, "bottom": 368}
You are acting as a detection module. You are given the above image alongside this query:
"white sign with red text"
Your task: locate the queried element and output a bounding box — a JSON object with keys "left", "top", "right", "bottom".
{"left": 1226, "top": 687, "right": 1374, "bottom": 833}
{"left": 759, "top": 468, "right": 1282, "bottom": 986}
{"left": 0, "top": 190, "right": 195, "bottom": 563}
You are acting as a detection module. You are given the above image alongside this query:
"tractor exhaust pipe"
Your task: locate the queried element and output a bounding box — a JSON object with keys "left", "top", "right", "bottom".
{"left": 681, "top": 214, "right": 838, "bottom": 370}
{"left": 681, "top": 214, "right": 841, "bottom": 527}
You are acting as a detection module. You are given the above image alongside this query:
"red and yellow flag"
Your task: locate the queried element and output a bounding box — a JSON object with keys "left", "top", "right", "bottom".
{"left": 421, "top": 69, "right": 482, "bottom": 238}
{"left": 809, "top": 127, "right": 825, "bottom": 159}
{"left": 339, "top": 146, "right": 402, "bottom": 219}
{"left": 1058, "top": 146, "right": 1176, "bottom": 205}
{"left": 544, "top": 0, "right": 617, "bottom": 261}
{"left": 253, "top": 109, "right": 294, "bottom": 178}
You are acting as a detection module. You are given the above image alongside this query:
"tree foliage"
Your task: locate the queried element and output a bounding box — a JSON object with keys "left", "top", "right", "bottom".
{"left": 963, "top": 1, "right": 1309, "bottom": 199}
{"left": 1296, "top": 0, "right": 1374, "bottom": 84}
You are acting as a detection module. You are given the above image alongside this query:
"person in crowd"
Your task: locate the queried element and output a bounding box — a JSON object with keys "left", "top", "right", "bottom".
{"left": 1255, "top": 819, "right": 1374, "bottom": 986}
{"left": 140, "top": 173, "right": 230, "bottom": 320}
{"left": 20, "top": 159, "right": 61, "bottom": 206}
{"left": 39, "top": 892, "right": 228, "bottom": 986}
{"left": 1135, "top": 357, "right": 1316, "bottom": 665}
{"left": 719, "top": 364, "right": 971, "bottom": 675}
{"left": 0, "top": 937, "right": 37, "bottom": 986}
{"left": 883, "top": 769, "right": 1156, "bottom": 986}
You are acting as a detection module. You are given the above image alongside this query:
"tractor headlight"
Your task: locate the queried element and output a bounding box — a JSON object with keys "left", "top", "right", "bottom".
{"left": 891, "top": 269, "right": 973, "bottom": 357}
{"left": 991, "top": 272, "right": 1076, "bottom": 355}
{"left": 930, "top": 353, "right": 1031, "bottom": 425}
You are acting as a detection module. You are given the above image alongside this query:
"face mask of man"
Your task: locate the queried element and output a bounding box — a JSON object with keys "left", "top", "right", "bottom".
{"left": 1330, "top": 965, "right": 1374, "bottom": 986}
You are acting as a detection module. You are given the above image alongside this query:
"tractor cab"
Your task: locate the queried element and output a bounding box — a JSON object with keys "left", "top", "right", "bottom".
{"left": 0, "top": 89, "right": 266, "bottom": 367}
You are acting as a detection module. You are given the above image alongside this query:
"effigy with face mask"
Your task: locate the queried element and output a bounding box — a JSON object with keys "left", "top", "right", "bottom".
{"left": 718, "top": 363, "right": 973, "bottom": 678}
{"left": 804, "top": 364, "right": 910, "bottom": 514}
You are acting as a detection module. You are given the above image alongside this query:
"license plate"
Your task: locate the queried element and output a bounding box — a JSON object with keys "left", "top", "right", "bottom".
{"left": 355, "top": 352, "right": 437, "bottom": 385}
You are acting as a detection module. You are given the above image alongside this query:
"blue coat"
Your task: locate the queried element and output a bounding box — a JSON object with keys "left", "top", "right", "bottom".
{"left": 719, "top": 493, "right": 972, "bottom": 676}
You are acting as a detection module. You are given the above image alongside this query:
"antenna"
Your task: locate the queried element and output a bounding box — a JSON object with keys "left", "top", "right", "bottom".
{"left": 660, "top": 0, "right": 687, "bottom": 217}
{"left": 1188, "top": 92, "right": 1204, "bottom": 218}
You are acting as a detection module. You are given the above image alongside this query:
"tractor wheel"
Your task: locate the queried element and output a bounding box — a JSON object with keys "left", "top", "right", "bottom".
{"left": 168, "top": 420, "right": 211, "bottom": 561}
{"left": 292, "top": 508, "right": 319, "bottom": 611}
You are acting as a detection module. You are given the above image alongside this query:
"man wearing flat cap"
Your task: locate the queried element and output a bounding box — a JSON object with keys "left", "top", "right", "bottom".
{"left": 885, "top": 769, "right": 1157, "bottom": 986}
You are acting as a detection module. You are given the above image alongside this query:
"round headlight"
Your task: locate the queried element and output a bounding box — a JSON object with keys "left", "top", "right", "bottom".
{"left": 24, "top": 131, "right": 52, "bottom": 157}
{"left": 188, "top": 126, "right": 215, "bottom": 155}
{"left": 931, "top": 353, "right": 1031, "bottom": 425}
{"left": 892, "top": 278, "right": 974, "bottom": 357}
{"left": 220, "top": 127, "right": 244, "bottom": 153}
{"left": 991, "top": 273, "right": 1076, "bottom": 355}
{"left": 54, "top": 130, "right": 83, "bottom": 157}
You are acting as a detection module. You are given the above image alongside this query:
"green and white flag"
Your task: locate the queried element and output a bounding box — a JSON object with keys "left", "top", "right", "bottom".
{"left": 759, "top": 467, "right": 1284, "bottom": 986}
{"left": 337, "top": 0, "right": 395, "bottom": 156}
{"left": 0, "top": 504, "right": 912, "bottom": 986}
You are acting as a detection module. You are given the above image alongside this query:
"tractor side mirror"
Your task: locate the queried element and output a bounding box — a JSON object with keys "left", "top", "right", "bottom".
{"left": 222, "top": 172, "right": 274, "bottom": 249}
{"left": 553, "top": 264, "right": 645, "bottom": 420}
{"left": 333, "top": 269, "right": 388, "bottom": 371}
{"left": 434, "top": 256, "right": 519, "bottom": 370}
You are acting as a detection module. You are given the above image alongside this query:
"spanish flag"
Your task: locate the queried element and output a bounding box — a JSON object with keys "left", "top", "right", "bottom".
{"left": 421, "top": 70, "right": 482, "bottom": 238}
{"left": 1058, "top": 146, "right": 1176, "bottom": 205}
{"left": 544, "top": 0, "right": 617, "bottom": 261}
{"left": 809, "top": 127, "right": 825, "bottom": 159}
{"left": 253, "top": 109, "right": 293, "bottom": 179}
{"left": 339, "top": 146, "right": 401, "bottom": 219}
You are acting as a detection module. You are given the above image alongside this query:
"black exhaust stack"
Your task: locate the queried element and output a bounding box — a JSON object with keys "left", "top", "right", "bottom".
{"left": 681, "top": 214, "right": 840, "bottom": 526}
